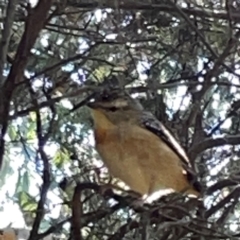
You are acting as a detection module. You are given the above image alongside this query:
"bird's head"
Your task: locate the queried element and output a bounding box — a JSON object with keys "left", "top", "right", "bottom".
{"left": 87, "top": 89, "right": 143, "bottom": 127}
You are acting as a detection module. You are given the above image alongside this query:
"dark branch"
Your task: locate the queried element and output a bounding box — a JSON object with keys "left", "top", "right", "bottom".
{"left": 188, "top": 135, "right": 240, "bottom": 160}
{"left": 0, "top": 0, "right": 53, "bottom": 170}
{"left": 0, "top": 0, "right": 17, "bottom": 84}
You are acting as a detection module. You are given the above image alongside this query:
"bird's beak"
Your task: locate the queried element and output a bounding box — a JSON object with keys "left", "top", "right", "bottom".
{"left": 87, "top": 101, "right": 97, "bottom": 109}
{"left": 86, "top": 101, "right": 103, "bottom": 109}
{"left": 87, "top": 100, "right": 115, "bottom": 110}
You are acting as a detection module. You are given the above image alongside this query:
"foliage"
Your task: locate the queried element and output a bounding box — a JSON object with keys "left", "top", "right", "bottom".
{"left": 0, "top": 0, "right": 240, "bottom": 239}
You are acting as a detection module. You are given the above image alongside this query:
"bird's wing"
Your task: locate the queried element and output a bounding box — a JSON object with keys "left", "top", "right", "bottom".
{"left": 140, "top": 111, "right": 201, "bottom": 192}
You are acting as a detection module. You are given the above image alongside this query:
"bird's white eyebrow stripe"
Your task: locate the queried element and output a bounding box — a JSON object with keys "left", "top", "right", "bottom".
{"left": 113, "top": 99, "right": 128, "bottom": 108}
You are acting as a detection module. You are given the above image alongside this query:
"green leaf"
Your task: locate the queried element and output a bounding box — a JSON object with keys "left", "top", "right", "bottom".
{"left": 0, "top": 155, "right": 14, "bottom": 189}
{"left": 15, "top": 170, "right": 31, "bottom": 195}
{"left": 22, "top": 171, "right": 30, "bottom": 193}
{"left": 26, "top": 120, "right": 36, "bottom": 139}
{"left": 18, "top": 192, "right": 37, "bottom": 212}
{"left": 52, "top": 148, "right": 70, "bottom": 168}
{"left": 8, "top": 125, "right": 17, "bottom": 140}
{"left": 15, "top": 169, "right": 23, "bottom": 193}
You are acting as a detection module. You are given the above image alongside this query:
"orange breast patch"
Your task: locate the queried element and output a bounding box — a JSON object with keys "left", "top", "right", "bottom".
{"left": 94, "top": 127, "right": 108, "bottom": 144}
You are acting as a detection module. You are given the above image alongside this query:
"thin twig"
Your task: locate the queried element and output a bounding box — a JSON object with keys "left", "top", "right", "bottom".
{"left": 0, "top": 0, "right": 17, "bottom": 84}
{"left": 188, "top": 135, "right": 240, "bottom": 160}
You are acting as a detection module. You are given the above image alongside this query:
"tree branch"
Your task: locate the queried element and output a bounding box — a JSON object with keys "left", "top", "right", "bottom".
{"left": 0, "top": 0, "right": 54, "bottom": 169}
{"left": 206, "top": 179, "right": 240, "bottom": 195}
{"left": 37, "top": 219, "right": 70, "bottom": 240}
{"left": 9, "top": 85, "right": 98, "bottom": 120}
{"left": 205, "top": 187, "right": 240, "bottom": 218}
{"left": 66, "top": 1, "right": 240, "bottom": 24}
{"left": 188, "top": 135, "right": 240, "bottom": 160}
{"left": 71, "top": 185, "right": 83, "bottom": 240}
{"left": 0, "top": 0, "right": 17, "bottom": 84}
{"left": 28, "top": 84, "right": 51, "bottom": 240}
{"left": 168, "top": 0, "right": 217, "bottom": 59}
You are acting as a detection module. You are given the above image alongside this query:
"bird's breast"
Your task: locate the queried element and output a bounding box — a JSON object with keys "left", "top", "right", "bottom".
{"left": 94, "top": 123, "right": 184, "bottom": 195}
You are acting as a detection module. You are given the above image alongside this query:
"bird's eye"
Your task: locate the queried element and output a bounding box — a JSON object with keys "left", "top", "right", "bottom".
{"left": 109, "top": 107, "right": 118, "bottom": 112}
{"left": 102, "top": 94, "right": 109, "bottom": 100}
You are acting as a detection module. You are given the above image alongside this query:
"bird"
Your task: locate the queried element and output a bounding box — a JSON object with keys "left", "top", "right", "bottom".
{"left": 87, "top": 89, "right": 201, "bottom": 197}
